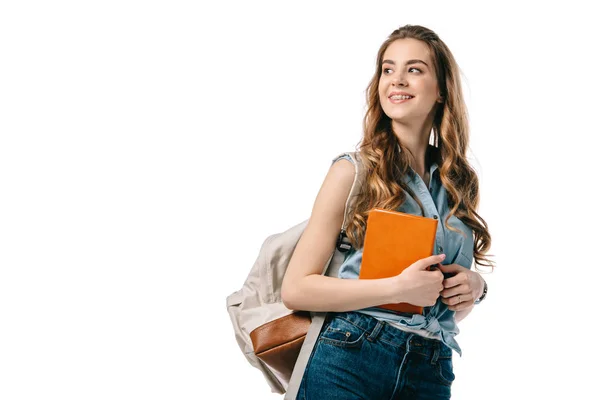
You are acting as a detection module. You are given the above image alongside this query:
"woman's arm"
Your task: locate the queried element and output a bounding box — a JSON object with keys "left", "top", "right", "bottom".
{"left": 281, "top": 158, "right": 445, "bottom": 312}
{"left": 281, "top": 159, "right": 398, "bottom": 312}
{"left": 455, "top": 305, "right": 474, "bottom": 323}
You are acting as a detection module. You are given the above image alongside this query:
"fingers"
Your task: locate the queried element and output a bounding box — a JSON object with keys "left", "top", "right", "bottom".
{"left": 441, "top": 292, "right": 473, "bottom": 309}
{"left": 440, "top": 283, "right": 469, "bottom": 299}
{"left": 417, "top": 253, "right": 446, "bottom": 270}
{"left": 428, "top": 268, "right": 444, "bottom": 284}
{"left": 440, "top": 271, "right": 476, "bottom": 311}
{"left": 438, "top": 263, "right": 466, "bottom": 274}
{"left": 443, "top": 271, "right": 469, "bottom": 289}
{"left": 446, "top": 296, "right": 474, "bottom": 311}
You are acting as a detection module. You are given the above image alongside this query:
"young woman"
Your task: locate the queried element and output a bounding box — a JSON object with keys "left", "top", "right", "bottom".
{"left": 281, "top": 24, "right": 494, "bottom": 399}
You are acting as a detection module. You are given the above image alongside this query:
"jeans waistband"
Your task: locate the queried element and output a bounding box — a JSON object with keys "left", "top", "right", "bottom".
{"left": 326, "top": 311, "right": 452, "bottom": 360}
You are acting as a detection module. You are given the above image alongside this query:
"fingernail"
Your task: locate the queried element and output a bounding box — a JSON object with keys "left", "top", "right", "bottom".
{"left": 440, "top": 254, "right": 446, "bottom": 260}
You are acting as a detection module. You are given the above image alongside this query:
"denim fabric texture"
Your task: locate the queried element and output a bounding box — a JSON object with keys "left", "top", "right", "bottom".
{"left": 298, "top": 311, "right": 455, "bottom": 399}
{"left": 334, "top": 147, "right": 474, "bottom": 355}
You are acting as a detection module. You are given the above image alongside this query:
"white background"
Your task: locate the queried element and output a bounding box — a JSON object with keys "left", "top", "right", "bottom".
{"left": 1, "top": 1, "right": 599, "bottom": 399}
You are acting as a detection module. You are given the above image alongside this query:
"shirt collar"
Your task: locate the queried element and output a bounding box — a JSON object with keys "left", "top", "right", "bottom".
{"left": 397, "top": 143, "right": 440, "bottom": 176}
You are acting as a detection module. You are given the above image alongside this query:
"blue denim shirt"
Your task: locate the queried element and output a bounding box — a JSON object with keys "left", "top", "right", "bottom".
{"left": 334, "top": 148, "right": 474, "bottom": 355}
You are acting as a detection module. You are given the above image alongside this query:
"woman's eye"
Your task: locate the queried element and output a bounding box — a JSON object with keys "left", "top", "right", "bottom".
{"left": 383, "top": 67, "right": 421, "bottom": 74}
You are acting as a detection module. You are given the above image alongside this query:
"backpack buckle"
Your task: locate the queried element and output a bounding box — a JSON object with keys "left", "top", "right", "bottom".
{"left": 336, "top": 229, "right": 352, "bottom": 253}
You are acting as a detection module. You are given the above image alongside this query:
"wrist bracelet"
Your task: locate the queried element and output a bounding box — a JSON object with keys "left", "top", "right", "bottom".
{"left": 474, "top": 279, "right": 487, "bottom": 305}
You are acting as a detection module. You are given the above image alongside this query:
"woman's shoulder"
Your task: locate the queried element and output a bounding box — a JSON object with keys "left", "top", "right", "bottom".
{"left": 328, "top": 154, "right": 356, "bottom": 185}
{"left": 331, "top": 151, "right": 359, "bottom": 166}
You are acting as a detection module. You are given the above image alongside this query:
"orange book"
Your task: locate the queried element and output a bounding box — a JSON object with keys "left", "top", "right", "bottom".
{"left": 359, "top": 208, "right": 439, "bottom": 315}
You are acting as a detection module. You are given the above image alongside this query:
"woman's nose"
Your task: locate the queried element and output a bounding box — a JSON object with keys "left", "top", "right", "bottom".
{"left": 392, "top": 75, "right": 407, "bottom": 86}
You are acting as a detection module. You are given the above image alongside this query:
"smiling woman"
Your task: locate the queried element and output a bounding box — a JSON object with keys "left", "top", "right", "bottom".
{"left": 379, "top": 40, "right": 442, "bottom": 125}
{"left": 277, "top": 24, "right": 495, "bottom": 400}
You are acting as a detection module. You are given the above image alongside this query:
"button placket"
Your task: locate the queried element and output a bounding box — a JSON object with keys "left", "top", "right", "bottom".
{"left": 408, "top": 166, "right": 445, "bottom": 256}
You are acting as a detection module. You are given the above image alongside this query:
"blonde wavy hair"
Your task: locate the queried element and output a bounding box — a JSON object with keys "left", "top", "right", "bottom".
{"left": 345, "top": 25, "right": 495, "bottom": 271}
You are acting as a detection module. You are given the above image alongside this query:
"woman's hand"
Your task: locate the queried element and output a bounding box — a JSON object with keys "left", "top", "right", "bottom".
{"left": 437, "top": 263, "right": 484, "bottom": 311}
{"left": 389, "top": 254, "right": 446, "bottom": 307}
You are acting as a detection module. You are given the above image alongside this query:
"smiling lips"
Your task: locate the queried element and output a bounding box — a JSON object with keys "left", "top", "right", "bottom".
{"left": 388, "top": 91, "right": 415, "bottom": 104}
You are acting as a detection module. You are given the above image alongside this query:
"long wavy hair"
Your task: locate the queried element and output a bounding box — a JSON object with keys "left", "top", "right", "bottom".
{"left": 345, "top": 25, "right": 495, "bottom": 271}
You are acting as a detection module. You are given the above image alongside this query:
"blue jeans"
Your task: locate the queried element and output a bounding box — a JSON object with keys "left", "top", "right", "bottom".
{"left": 298, "top": 311, "right": 455, "bottom": 399}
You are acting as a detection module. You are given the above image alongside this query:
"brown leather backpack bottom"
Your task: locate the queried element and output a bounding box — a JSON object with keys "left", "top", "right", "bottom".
{"left": 249, "top": 311, "right": 312, "bottom": 383}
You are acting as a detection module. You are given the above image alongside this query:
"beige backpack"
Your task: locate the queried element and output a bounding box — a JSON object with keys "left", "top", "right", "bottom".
{"left": 225, "top": 152, "right": 365, "bottom": 398}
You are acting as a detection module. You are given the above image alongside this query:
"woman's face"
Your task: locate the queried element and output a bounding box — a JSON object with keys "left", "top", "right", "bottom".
{"left": 378, "top": 38, "right": 441, "bottom": 124}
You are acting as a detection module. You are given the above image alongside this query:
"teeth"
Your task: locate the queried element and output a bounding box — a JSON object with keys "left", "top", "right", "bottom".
{"left": 391, "top": 95, "right": 413, "bottom": 100}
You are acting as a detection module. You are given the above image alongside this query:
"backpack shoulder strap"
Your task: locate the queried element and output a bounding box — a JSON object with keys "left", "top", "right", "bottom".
{"left": 331, "top": 151, "right": 365, "bottom": 252}
{"left": 284, "top": 152, "right": 365, "bottom": 400}
{"left": 343, "top": 151, "right": 364, "bottom": 229}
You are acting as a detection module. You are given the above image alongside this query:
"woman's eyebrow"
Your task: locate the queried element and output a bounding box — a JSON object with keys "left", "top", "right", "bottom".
{"left": 382, "top": 59, "right": 429, "bottom": 67}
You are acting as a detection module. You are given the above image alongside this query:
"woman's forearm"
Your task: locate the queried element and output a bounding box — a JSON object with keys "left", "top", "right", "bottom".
{"left": 455, "top": 305, "right": 474, "bottom": 323}
{"left": 282, "top": 274, "right": 397, "bottom": 312}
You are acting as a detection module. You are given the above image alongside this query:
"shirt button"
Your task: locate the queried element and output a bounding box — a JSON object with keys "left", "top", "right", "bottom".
{"left": 438, "top": 246, "right": 443, "bottom": 252}
{"left": 433, "top": 215, "right": 438, "bottom": 219}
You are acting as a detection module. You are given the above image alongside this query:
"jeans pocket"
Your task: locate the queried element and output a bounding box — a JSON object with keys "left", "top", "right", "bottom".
{"left": 319, "top": 316, "right": 366, "bottom": 348}
{"left": 434, "top": 358, "right": 456, "bottom": 386}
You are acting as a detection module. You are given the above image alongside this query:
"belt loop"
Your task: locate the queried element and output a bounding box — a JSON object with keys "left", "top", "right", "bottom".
{"left": 405, "top": 333, "right": 416, "bottom": 351}
{"left": 367, "top": 320, "right": 385, "bottom": 342}
{"left": 431, "top": 342, "right": 440, "bottom": 365}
